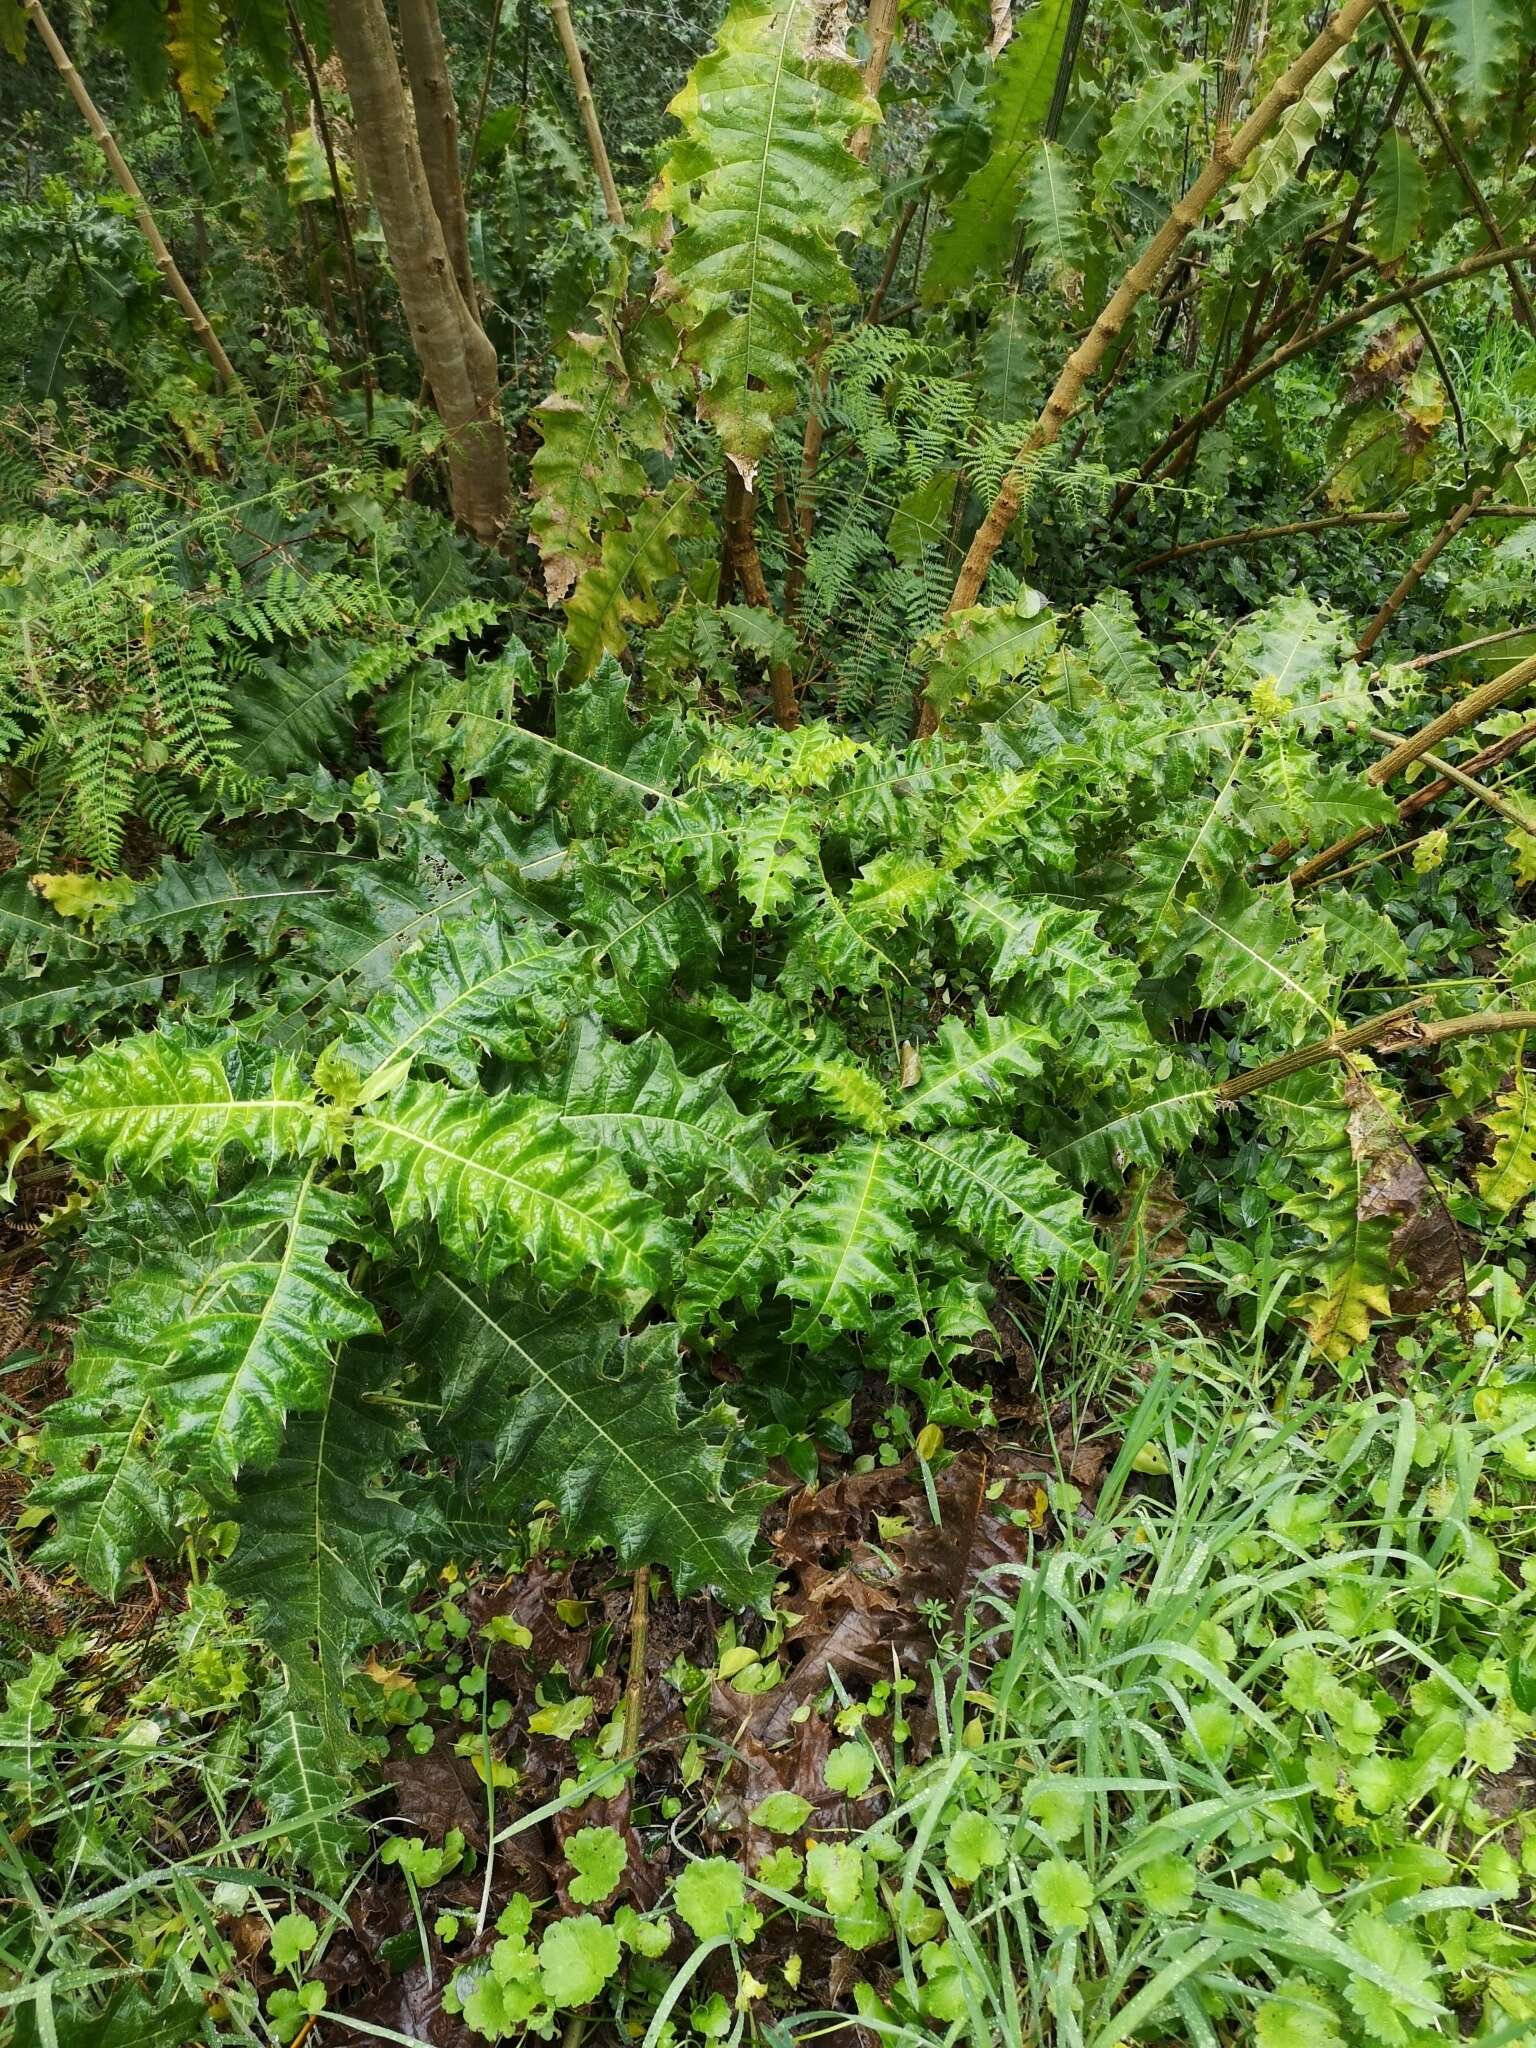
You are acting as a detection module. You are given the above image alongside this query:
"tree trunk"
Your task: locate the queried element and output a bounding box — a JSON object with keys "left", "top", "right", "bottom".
{"left": 398, "top": 0, "right": 478, "bottom": 314}
{"left": 327, "top": 0, "right": 508, "bottom": 543}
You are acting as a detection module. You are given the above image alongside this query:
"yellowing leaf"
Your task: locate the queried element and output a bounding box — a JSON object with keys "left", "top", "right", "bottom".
{"left": 167, "top": 0, "right": 227, "bottom": 126}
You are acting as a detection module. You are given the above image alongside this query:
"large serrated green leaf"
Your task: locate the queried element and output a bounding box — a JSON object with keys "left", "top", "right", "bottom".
{"left": 1016, "top": 140, "right": 1089, "bottom": 293}
{"left": 1425, "top": 0, "right": 1519, "bottom": 114}
{"left": 1222, "top": 50, "right": 1351, "bottom": 228}
{"left": 336, "top": 919, "right": 589, "bottom": 1087}
{"left": 157, "top": 1169, "right": 378, "bottom": 1483}
{"left": 531, "top": 1016, "right": 775, "bottom": 1206}
{"left": 1043, "top": 1071, "right": 1217, "bottom": 1187}
{"left": 30, "top": 1027, "right": 325, "bottom": 1186}
{"left": 1091, "top": 59, "right": 1202, "bottom": 200}
{"left": 779, "top": 1137, "right": 923, "bottom": 1345}
{"left": 407, "top": 1282, "right": 770, "bottom": 1605}
{"left": 900, "top": 1009, "right": 1046, "bottom": 1130}
{"left": 1366, "top": 129, "right": 1428, "bottom": 264}
{"left": 660, "top": 0, "right": 878, "bottom": 476}
{"left": 252, "top": 1697, "right": 363, "bottom": 1890}
{"left": 223, "top": 1352, "right": 404, "bottom": 1736}
{"left": 35, "top": 1368, "right": 169, "bottom": 1599}
{"left": 354, "top": 1079, "right": 680, "bottom": 1311}
{"left": 167, "top": 0, "right": 227, "bottom": 124}
{"left": 913, "top": 1127, "right": 1100, "bottom": 1282}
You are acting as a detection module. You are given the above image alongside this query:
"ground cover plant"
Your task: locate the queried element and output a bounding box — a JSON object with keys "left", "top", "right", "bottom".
{"left": 3, "top": 0, "right": 1536, "bottom": 2039}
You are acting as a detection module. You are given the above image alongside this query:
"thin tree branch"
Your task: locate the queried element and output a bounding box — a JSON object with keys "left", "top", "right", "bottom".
{"left": 466, "top": 0, "right": 506, "bottom": 185}
{"left": 1407, "top": 623, "right": 1536, "bottom": 670}
{"left": 1114, "top": 237, "right": 1536, "bottom": 519}
{"left": 547, "top": 0, "right": 625, "bottom": 225}
{"left": 866, "top": 195, "right": 918, "bottom": 323}
{"left": 622, "top": 1566, "right": 650, "bottom": 1761}
{"left": 1380, "top": 0, "right": 1536, "bottom": 333}
{"left": 1355, "top": 483, "right": 1492, "bottom": 656}
{"left": 1369, "top": 728, "right": 1536, "bottom": 837}
{"left": 1288, "top": 653, "right": 1536, "bottom": 887}
{"left": 920, "top": 0, "right": 1386, "bottom": 735}
{"left": 23, "top": 0, "right": 244, "bottom": 395}
{"left": 1290, "top": 719, "right": 1536, "bottom": 889}
{"left": 1129, "top": 502, "right": 1536, "bottom": 573}
{"left": 724, "top": 467, "right": 799, "bottom": 730}
{"left": 288, "top": 1, "right": 374, "bottom": 429}
{"left": 1403, "top": 299, "right": 1467, "bottom": 475}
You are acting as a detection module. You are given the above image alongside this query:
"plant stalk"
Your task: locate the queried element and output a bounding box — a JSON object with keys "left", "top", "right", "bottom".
{"left": 546, "top": 0, "right": 625, "bottom": 225}
{"left": 1220, "top": 1007, "right": 1536, "bottom": 1102}
{"left": 927, "top": 0, "right": 1385, "bottom": 709}
{"left": 23, "top": 0, "right": 244, "bottom": 395}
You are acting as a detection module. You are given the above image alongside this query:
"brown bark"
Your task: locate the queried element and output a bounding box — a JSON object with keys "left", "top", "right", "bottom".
{"left": 1355, "top": 483, "right": 1492, "bottom": 656}
{"left": 1368, "top": 728, "right": 1536, "bottom": 839}
{"left": 399, "top": 0, "right": 477, "bottom": 314}
{"left": 920, "top": 0, "right": 1385, "bottom": 735}
{"left": 23, "top": 0, "right": 243, "bottom": 395}
{"left": 547, "top": 0, "right": 625, "bottom": 226}
{"left": 1289, "top": 654, "right": 1536, "bottom": 887}
{"left": 327, "top": 0, "right": 509, "bottom": 543}
{"left": 724, "top": 468, "right": 799, "bottom": 731}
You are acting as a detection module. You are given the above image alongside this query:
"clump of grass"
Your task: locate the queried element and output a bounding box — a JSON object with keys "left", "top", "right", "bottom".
{"left": 850, "top": 1325, "right": 1536, "bottom": 2046}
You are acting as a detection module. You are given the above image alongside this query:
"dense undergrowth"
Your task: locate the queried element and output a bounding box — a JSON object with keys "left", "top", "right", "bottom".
{"left": 4, "top": 0, "right": 1536, "bottom": 2040}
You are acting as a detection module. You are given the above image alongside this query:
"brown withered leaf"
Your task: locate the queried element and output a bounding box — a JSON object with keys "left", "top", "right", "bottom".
{"left": 381, "top": 1746, "right": 486, "bottom": 1851}
{"left": 1113, "top": 1170, "right": 1190, "bottom": 1309}
{"left": 468, "top": 1556, "right": 596, "bottom": 1684}
{"left": 1345, "top": 1072, "right": 1464, "bottom": 1314}
{"left": 1343, "top": 321, "right": 1424, "bottom": 408}
{"left": 730, "top": 1451, "right": 1050, "bottom": 1748}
